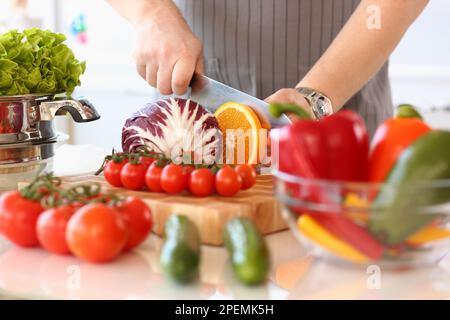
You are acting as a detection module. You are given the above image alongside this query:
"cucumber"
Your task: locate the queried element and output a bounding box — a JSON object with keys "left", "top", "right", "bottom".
{"left": 159, "top": 215, "right": 200, "bottom": 283}
{"left": 223, "top": 218, "right": 270, "bottom": 285}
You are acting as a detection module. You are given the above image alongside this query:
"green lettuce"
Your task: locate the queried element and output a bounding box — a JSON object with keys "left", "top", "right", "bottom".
{"left": 0, "top": 28, "right": 85, "bottom": 96}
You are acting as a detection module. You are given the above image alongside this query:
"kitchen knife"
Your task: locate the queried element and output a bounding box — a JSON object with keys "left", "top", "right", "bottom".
{"left": 189, "top": 74, "right": 290, "bottom": 128}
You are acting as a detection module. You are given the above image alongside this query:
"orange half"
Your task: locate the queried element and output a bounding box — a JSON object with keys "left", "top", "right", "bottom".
{"left": 214, "top": 102, "right": 264, "bottom": 165}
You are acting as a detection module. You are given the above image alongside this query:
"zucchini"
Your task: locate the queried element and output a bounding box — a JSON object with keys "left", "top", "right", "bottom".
{"left": 223, "top": 218, "right": 270, "bottom": 285}
{"left": 159, "top": 215, "right": 200, "bottom": 283}
{"left": 369, "top": 131, "right": 450, "bottom": 244}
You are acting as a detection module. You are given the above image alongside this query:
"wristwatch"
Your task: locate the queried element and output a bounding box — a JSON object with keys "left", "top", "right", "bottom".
{"left": 296, "top": 87, "right": 334, "bottom": 119}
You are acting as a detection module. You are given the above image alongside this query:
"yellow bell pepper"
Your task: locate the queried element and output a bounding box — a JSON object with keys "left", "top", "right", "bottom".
{"left": 297, "top": 215, "right": 369, "bottom": 263}
{"left": 406, "top": 225, "right": 450, "bottom": 246}
{"left": 343, "top": 193, "right": 369, "bottom": 224}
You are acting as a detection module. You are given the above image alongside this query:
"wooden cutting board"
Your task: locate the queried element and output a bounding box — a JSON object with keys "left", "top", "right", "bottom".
{"left": 60, "top": 174, "right": 287, "bottom": 246}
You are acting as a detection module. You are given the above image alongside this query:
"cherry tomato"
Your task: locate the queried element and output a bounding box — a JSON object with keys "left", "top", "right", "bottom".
{"left": 234, "top": 165, "right": 257, "bottom": 190}
{"left": 139, "top": 156, "right": 155, "bottom": 168}
{"left": 160, "top": 164, "right": 188, "bottom": 194}
{"left": 215, "top": 166, "right": 242, "bottom": 197}
{"left": 117, "top": 197, "right": 153, "bottom": 250}
{"left": 145, "top": 163, "right": 164, "bottom": 192}
{"left": 0, "top": 191, "right": 44, "bottom": 247}
{"left": 120, "top": 162, "right": 147, "bottom": 190}
{"left": 182, "top": 165, "right": 195, "bottom": 179}
{"left": 36, "top": 205, "right": 76, "bottom": 255}
{"left": 188, "top": 168, "right": 215, "bottom": 197}
{"left": 104, "top": 159, "right": 127, "bottom": 187}
{"left": 66, "top": 203, "right": 129, "bottom": 263}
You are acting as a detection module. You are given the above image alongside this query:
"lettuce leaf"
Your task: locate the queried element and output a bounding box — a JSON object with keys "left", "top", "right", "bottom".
{"left": 0, "top": 28, "right": 85, "bottom": 96}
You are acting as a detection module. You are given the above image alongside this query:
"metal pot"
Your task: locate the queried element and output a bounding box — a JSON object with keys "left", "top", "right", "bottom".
{"left": 0, "top": 94, "right": 100, "bottom": 190}
{"left": 0, "top": 139, "right": 59, "bottom": 191}
{"left": 0, "top": 94, "right": 100, "bottom": 144}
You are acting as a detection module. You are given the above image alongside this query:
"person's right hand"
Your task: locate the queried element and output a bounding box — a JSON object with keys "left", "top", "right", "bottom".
{"left": 133, "top": 3, "right": 203, "bottom": 95}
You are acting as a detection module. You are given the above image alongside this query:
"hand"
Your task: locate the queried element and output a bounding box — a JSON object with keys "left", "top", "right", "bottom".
{"left": 133, "top": 3, "right": 203, "bottom": 95}
{"left": 265, "top": 88, "right": 313, "bottom": 120}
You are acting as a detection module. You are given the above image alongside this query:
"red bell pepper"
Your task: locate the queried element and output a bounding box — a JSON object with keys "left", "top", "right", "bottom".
{"left": 270, "top": 104, "right": 383, "bottom": 260}
{"left": 369, "top": 111, "right": 431, "bottom": 182}
{"left": 270, "top": 104, "right": 369, "bottom": 182}
{"left": 310, "top": 212, "right": 384, "bottom": 260}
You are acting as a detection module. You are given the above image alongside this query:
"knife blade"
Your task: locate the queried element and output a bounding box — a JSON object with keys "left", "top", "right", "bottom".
{"left": 189, "top": 74, "right": 290, "bottom": 128}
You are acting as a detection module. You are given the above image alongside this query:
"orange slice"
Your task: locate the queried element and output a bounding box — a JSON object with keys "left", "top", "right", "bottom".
{"left": 214, "top": 102, "right": 263, "bottom": 165}
{"left": 257, "top": 112, "right": 272, "bottom": 131}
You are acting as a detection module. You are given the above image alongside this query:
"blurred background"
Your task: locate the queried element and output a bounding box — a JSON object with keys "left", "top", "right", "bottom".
{"left": 1, "top": 0, "right": 449, "bottom": 151}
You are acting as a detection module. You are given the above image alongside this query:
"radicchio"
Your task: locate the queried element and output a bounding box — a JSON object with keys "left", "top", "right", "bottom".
{"left": 122, "top": 98, "right": 222, "bottom": 164}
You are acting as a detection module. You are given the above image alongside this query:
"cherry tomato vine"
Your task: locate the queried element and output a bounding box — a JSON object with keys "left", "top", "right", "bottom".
{"left": 95, "top": 149, "right": 257, "bottom": 197}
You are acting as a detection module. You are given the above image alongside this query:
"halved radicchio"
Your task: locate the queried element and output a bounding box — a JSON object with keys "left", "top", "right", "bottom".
{"left": 122, "top": 98, "right": 222, "bottom": 164}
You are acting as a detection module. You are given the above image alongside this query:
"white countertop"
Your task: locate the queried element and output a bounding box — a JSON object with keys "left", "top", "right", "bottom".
{"left": 2, "top": 230, "right": 450, "bottom": 300}
{"left": 1, "top": 145, "right": 450, "bottom": 300}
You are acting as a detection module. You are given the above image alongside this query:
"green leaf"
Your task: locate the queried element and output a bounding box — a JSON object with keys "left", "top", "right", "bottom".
{"left": 0, "top": 58, "right": 18, "bottom": 71}
{"left": 0, "top": 28, "right": 85, "bottom": 96}
{"left": 24, "top": 68, "right": 42, "bottom": 89}
{"left": 0, "top": 43, "right": 7, "bottom": 56}
{"left": 0, "top": 71, "right": 14, "bottom": 89}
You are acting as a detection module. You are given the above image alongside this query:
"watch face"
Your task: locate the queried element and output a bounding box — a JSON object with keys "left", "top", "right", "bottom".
{"left": 317, "top": 97, "right": 327, "bottom": 114}
{"left": 296, "top": 87, "right": 333, "bottom": 118}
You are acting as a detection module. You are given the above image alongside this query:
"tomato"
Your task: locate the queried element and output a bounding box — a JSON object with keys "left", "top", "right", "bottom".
{"left": 188, "top": 168, "right": 215, "bottom": 197}
{"left": 120, "top": 162, "right": 147, "bottom": 190}
{"left": 117, "top": 197, "right": 153, "bottom": 250}
{"left": 139, "top": 156, "right": 155, "bottom": 168}
{"left": 215, "top": 166, "right": 242, "bottom": 197}
{"left": 36, "top": 205, "right": 76, "bottom": 255}
{"left": 66, "top": 203, "right": 129, "bottom": 263}
{"left": 145, "top": 163, "right": 164, "bottom": 192}
{"left": 234, "top": 165, "right": 257, "bottom": 190}
{"left": 0, "top": 191, "right": 44, "bottom": 247}
{"left": 182, "top": 165, "right": 195, "bottom": 178}
{"left": 104, "top": 159, "right": 127, "bottom": 187}
{"left": 160, "top": 164, "right": 188, "bottom": 194}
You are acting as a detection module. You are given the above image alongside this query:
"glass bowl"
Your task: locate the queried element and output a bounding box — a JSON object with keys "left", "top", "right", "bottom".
{"left": 274, "top": 170, "right": 450, "bottom": 269}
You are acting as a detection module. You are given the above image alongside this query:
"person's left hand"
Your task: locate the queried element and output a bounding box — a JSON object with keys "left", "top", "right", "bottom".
{"left": 265, "top": 88, "right": 312, "bottom": 119}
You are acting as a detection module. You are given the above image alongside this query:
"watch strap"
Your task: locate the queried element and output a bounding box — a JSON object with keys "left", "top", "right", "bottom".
{"left": 296, "top": 87, "right": 333, "bottom": 119}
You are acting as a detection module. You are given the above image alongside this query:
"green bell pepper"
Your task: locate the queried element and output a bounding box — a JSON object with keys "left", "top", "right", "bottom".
{"left": 369, "top": 130, "right": 450, "bottom": 245}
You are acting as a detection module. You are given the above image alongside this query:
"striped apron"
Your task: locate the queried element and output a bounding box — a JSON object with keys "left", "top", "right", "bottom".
{"left": 174, "top": 0, "right": 393, "bottom": 135}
